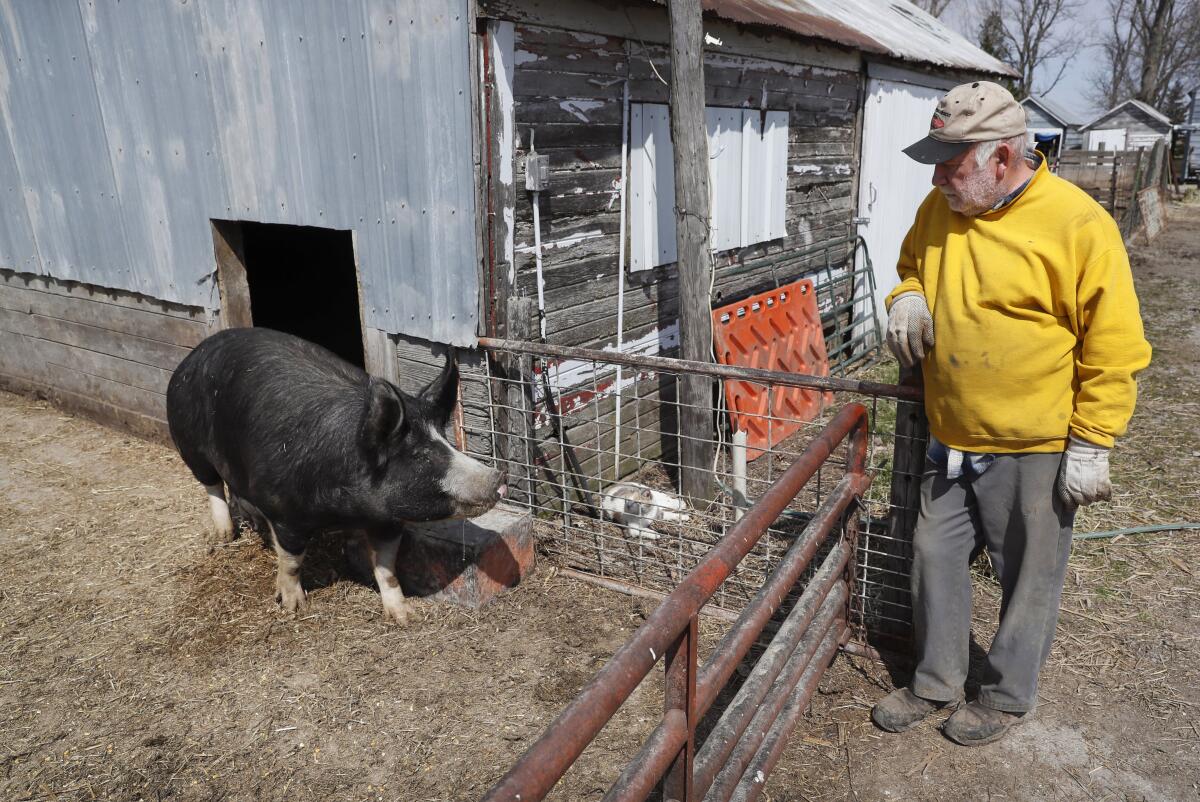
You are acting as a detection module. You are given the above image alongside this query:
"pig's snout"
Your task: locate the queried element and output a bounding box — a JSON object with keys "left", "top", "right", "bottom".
{"left": 441, "top": 451, "right": 507, "bottom": 519}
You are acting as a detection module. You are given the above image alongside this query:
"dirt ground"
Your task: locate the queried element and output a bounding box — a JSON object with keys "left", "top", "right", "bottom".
{"left": 1, "top": 201, "right": 1198, "bottom": 802}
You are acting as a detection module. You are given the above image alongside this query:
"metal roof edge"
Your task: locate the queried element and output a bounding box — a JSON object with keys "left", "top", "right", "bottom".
{"left": 697, "top": 0, "right": 1019, "bottom": 78}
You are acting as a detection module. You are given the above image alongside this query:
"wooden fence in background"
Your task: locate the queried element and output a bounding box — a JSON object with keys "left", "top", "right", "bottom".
{"left": 1053, "top": 141, "right": 1171, "bottom": 240}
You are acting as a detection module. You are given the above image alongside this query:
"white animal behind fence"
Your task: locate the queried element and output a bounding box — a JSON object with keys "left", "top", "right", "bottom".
{"left": 600, "top": 482, "right": 691, "bottom": 541}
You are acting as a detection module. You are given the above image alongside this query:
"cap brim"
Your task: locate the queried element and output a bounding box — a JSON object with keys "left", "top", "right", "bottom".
{"left": 902, "top": 136, "right": 973, "bottom": 165}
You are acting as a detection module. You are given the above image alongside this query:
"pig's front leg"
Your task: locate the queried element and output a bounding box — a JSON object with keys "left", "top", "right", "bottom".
{"left": 367, "top": 530, "right": 410, "bottom": 625}
{"left": 268, "top": 521, "right": 308, "bottom": 613}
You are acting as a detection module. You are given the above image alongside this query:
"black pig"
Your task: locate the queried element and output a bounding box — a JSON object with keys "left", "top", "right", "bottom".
{"left": 166, "top": 327, "right": 506, "bottom": 624}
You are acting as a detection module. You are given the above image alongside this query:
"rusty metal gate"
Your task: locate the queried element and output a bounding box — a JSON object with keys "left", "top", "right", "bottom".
{"left": 481, "top": 403, "right": 870, "bottom": 801}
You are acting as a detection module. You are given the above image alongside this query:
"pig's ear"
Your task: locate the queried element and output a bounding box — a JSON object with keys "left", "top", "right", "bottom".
{"left": 362, "top": 378, "right": 406, "bottom": 468}
{"left": 419, "top": 347, "right": 459, "bottom": 427}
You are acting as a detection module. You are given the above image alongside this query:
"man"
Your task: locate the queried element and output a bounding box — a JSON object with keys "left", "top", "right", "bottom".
{"left": 871, "top": 82, "right": 1151, "bottom": 746}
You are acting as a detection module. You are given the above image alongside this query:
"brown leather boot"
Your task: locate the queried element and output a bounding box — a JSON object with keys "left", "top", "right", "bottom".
{"left": 942, "top": 700, "right": 1027, "bottom": 746}
{"left": 871, "top": 687, "right": 956, "bottom": 733}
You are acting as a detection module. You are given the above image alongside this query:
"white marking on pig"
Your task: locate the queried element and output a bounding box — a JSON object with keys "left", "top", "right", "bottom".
{"left": 205, "top": 483, "right": 235, "bottom": 543}
{"left": 367, "top": 534, "right": 409, "bottom": 625}
{"left": 268, "top": 523, "right": 307, "bottom": 613}
{"left": 430, "top": 427, "right": 501, "bottom": 515}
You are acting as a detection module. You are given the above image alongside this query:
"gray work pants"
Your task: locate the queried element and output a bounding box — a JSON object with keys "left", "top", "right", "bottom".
{"left": 909, "top": 452, "right": 1075, "bottom": 713}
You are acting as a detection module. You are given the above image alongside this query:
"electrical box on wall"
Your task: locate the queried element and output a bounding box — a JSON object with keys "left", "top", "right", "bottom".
{"left": 525, "top": 153, "right": 549, "bottom": 191}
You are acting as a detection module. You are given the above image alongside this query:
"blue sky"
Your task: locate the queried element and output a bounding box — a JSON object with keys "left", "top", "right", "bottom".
{"left": 943, "top": 0, "right": 1113, "bottom": 124}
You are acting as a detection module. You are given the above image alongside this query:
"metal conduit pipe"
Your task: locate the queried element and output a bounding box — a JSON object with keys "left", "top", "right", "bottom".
{"left": 695, "top": 477, "right": 866, "bottom": 718}
{"left": 477, "top": 338, "right": 923, "bottom": 403}
{"left": 727, "top": 624, "right": 847, "bottom": 802}
{"left": 481, "top": 404, "right": 869, "bottom": 802}
{"left": 701, "top": 602, "right": 847, "bottom": 802}
{"left": 693, "top": 576, "right": 849, "bottom": 798}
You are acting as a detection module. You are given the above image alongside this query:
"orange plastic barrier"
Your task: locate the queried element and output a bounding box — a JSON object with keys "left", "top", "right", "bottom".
{"left": 712, "top": 279, "right": 833, "bottom": 460}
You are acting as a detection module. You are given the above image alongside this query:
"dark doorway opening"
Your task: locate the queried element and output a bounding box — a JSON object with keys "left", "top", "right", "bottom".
{"left": 212, "top": 221, "right": 365, "bottom": 368}
{"left": 1034, "top": 133, "right": 1061, "bottom": 163}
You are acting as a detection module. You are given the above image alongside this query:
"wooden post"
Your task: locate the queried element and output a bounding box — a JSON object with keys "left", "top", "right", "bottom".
{"left": 1108, "top": 152, "right": 1121, "bottom": 215}
{"left": 210, "top": 221, "right": 252, "bottom": 329}
{"left": 667, "top": 0, "right": 714, "bottom": 502}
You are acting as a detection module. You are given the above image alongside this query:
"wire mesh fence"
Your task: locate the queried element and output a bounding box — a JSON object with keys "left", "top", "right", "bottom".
{"left": 461, "top": 338, "right": 925, "bottom": 652}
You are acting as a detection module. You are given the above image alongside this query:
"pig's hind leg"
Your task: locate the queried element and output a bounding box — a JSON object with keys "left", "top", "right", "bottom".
{"left": 177, "top": 450, "right": 236, "bottom": 544}
{"left": 267, "top": 521, "right": 308, "bottom": 613}
{"left": 367, "top": 531, "right": 411, "bottom": 625}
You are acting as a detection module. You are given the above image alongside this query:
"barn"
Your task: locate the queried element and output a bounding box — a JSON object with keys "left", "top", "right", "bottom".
{"left": 1021, "top": 93, "right": 1084, "bottom": 159}
{"left": 1080, "top": 98, "right": 1174, "bottom": 152}
{"left": 0, "top": 0, "right": 1012, "bottom": 455}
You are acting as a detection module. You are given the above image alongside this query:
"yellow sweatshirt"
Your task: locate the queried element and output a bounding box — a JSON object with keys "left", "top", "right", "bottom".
{"left": 885, "top": 156, "right": 1151, "bottom": 453}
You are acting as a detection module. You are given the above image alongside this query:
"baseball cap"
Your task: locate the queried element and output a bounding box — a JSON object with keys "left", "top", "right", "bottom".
{"left": 903, "top": 81, "right": 1027, "bottom": 164}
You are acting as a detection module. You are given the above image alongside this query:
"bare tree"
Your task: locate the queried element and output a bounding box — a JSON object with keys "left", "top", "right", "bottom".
{"left": 910, "top": 0, "right": 956, "bottom": 17}
{"left": 1092, "top": 0, "right": 1200, "bottom": 115}
{"left": 979, "top": 0, "right": 1084, "bottom": 97}
{"left": 1091, "top": 0, "right": 1138, "bottom": 111}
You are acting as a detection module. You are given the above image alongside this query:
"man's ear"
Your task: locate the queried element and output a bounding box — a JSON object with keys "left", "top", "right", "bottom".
{"left": 996, "top": 142, "right": 1016, "bottom": 177}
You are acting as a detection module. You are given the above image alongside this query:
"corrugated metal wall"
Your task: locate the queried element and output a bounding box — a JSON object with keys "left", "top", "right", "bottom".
{"left": 0, "top": 0, "right": 478, "bottom": 346}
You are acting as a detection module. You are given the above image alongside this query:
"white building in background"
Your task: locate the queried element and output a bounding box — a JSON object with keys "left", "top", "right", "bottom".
{"left": 1081, "top": 99, "right": 1174, "bottom": 152}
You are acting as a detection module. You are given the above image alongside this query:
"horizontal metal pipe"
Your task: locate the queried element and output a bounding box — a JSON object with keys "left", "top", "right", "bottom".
{"left": 600, "top": 709, "right": 688, "bottom": 802}
{"left": 481, "top": 405, "right": 869, "bottom": 802}
{"left": 703, "top": 610, "right": 845, "bottom": 802}
{"left": 695, "top": 481, "right": 863, "bottom": 718}
{"left": 556, "top": 568, "right": 743, "bottom": 624}
{"left": 694, "top": 580, "right": 848, "bottom": 799}
{"left": 729, "top": 625, "right": 847, "bottom": 802}
{"left": 478, "top": 337, "right": 922, "bottom": 402}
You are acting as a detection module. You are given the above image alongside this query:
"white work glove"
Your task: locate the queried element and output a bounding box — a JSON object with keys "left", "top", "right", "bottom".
{"left": 886, "top": 292, "right": 935, "bottom": 368}
{"left": 1056, "top": 436, "right": 1112, "bottom": 508}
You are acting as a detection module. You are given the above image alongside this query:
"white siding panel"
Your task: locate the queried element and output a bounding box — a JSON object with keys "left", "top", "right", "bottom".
{"left": 706, "top": 107, "right": 743, "bottom": 252}
{"left": 747, "top": 110, "right": 789, "bottom": 244}
{"left": 632, "top": 104, "right": 788, "bottom": 271}
{"left": 856, "top": 78, "right": 942, "bottom": 323}
{"left": 630, "top": 104, "right": 676, "bottom": 271}
{"left": 1087, "top": 128, "right": 1127, "bottom": 151}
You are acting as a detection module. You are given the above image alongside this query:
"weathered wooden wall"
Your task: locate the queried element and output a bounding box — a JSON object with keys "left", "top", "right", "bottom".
{"left": 509, "top": 24, "right": 860, "bottom": 351}
{"left": 0, "top": 269, "right": 214, "bottom": 441}
{"left": 477, "top": 15, "right": 864, "bottom": 491}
